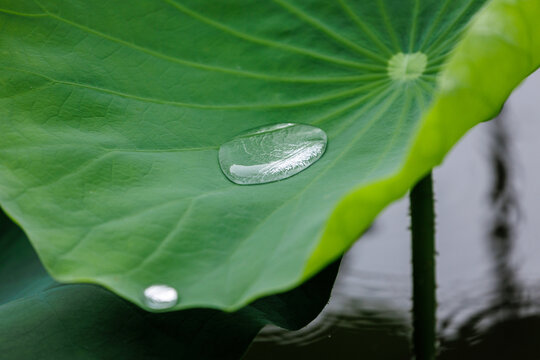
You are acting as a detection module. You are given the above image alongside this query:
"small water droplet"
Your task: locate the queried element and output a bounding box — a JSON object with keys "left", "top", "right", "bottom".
{"left": 143, "top": 284, "right": 178, "bottom": 310}
{"left": 219, "top": 123, "right": 327, "bottom": 185}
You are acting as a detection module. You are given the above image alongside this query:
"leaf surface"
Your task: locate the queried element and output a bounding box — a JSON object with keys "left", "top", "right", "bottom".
{"left": 0, "top": 0, "right": 538, "bottom": 310}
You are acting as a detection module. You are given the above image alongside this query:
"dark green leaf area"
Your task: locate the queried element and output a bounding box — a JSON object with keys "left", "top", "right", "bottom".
{"left": 0, "top": 212, "right": 339, "bottom": 360}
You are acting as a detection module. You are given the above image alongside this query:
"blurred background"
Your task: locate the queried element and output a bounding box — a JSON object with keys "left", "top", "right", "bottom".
{"left": 244, "top": 69, "right": 540, "bottom": 359}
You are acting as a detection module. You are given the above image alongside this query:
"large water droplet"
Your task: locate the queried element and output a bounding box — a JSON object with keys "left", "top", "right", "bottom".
{"left": 219, "top": 123, "right": 327, "bottom": 185}
{"left": 143, "top": 285, "right": 178, "bottom": 310}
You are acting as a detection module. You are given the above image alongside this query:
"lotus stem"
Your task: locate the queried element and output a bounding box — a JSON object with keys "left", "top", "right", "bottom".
{"left": 410, "top": 172, "right": 437, "bottom": 360}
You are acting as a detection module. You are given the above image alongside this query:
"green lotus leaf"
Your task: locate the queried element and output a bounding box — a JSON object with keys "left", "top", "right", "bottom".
{"left": 0, "top": 212, "right": 339, "bottom": 359}
{"left": 0, "top": 0, "right": 538, "bottom": 311}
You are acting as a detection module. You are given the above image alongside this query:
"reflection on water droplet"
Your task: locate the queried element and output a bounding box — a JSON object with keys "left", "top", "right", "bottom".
{"left": 219, "top": 123, "right": 327, "bottom": 185}
{"left": 143, "top": 285, "right": 178, "bottom": 310}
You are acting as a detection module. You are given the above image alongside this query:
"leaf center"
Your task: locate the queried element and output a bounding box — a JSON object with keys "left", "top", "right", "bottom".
{"left": 387, "top": 52, "right": 427, "bottom": 81}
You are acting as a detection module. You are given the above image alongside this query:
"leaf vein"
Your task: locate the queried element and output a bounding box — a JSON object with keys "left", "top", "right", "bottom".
{"left": 162, "top": 0, "right": 385, "bottom": 70}
{"left": 270, "top": 0, "right": 388, "bottom": 63}
{"left": 35, "top": 2, "right": 382, "bottom": 76}
{"left": 337, "top": 0, "right": 394, "bottom": 57}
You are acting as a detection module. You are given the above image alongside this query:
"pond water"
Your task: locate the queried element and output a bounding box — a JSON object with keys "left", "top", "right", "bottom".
{"left": 244, "top": 69, "right": 540, "bottom": 359}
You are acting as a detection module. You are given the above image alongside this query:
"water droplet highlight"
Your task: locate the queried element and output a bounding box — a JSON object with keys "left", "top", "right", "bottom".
{"left": 219, "top": 123, "right": 327, "bottom": 185}
{"left": 143, "top": 285, "right": 178, "bottom": 310}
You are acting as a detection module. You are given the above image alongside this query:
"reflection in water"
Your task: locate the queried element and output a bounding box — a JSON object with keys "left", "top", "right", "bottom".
{"left": 439, "top": 112, "right": 539, "bottom": 358}
{"left": 487, "top": 112, "right": 522, "bottom": 308}
{"left": 245, "top": 300, "right": 410, "bottom": 359}
{"left": 244, "top": 253, "right": 412, "bottom": 359}
{"left": 441, "top": 113, "right": 522, "bottom": 330}
{"left": 440, "top": 315, "right": 540, "bottom": 360}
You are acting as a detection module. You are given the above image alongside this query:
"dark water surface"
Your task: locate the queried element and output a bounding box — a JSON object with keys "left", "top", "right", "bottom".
{"left": 244, "top": 70, "right": 540, "bottom": 359}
